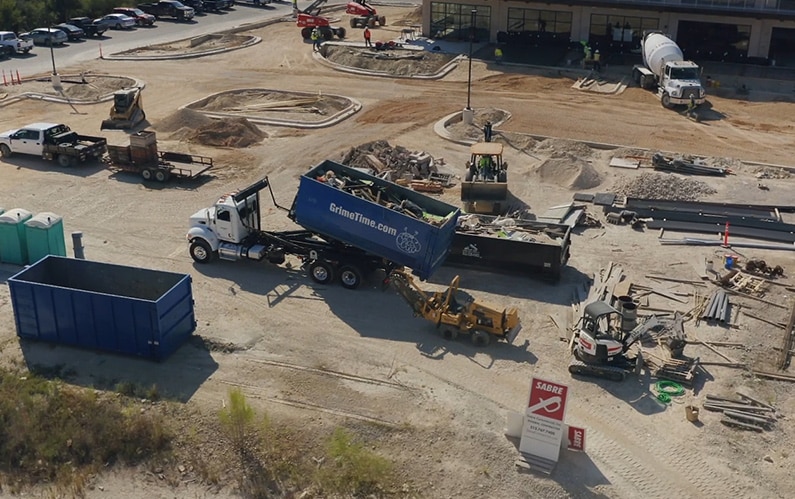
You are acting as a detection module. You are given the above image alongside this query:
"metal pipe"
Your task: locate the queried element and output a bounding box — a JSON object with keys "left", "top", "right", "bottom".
{"left": 721, "top": 296, "right": 732, "bottom": 324}
{"left": 702, "top": 292, "right": 718, "bottom": 319}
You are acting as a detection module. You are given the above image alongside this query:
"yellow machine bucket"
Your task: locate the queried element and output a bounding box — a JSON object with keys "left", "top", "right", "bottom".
{"left": 101, "top": 88, "right": 146, "bottom": 130}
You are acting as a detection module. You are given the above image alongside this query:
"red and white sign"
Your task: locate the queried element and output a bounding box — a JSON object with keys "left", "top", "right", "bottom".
{"left": 527, "top": 379, "right": 569, "bottom": 422}
{"left": 567, "top": 425, "right": 586, "bottom": 452}
{"left": 519, "top": 377, "right": 570, "bottom": 467}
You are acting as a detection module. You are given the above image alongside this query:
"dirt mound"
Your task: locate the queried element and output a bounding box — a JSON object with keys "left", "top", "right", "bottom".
{"left": 187, "top": 117, "right": 266, "bottom": 148}
{"left": 614, "top": 172, "right": 716, "bottom": 201}
{"left": 155, "top": 108, "right": 214, "bottom": 133}
{"left": 535, "top": 138, "right": 594, "bottom": 158}
{"left": 536, "top": 156, "right": 602, "bottom": 190}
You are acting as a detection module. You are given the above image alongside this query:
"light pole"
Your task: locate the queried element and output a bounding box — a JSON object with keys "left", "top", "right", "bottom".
{"left": 463, "top": 8, "right": 477, "bottom": 124}
{"left": 48, "top": 37, "right": 57, "bottom": 75}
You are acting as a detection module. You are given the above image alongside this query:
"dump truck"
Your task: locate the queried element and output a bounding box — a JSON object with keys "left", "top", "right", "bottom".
{"left": 0, "top": 123, "right": 106, "bottom": 167}
{"left": 632, "top": 31, "right": 705, "bottom": 109}
{"left": 390, "top": 270, "right": 521, "bottom": 346}
{"left": 460, "top": 142, "right": 509, "bottom": 215}
{"left": 186, "top": 160, "right": 460, "bottom": 288}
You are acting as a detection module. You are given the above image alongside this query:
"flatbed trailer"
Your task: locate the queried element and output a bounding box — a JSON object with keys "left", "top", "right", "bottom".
{"left": 106, "top": 130, "right": 213, "bottom": 182}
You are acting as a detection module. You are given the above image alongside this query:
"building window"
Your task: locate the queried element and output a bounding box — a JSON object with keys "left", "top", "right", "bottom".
{"left": 507, "top": 8, "right": 572, "bottom": 35}
{"left": 589, "top": 14, "right": 659, "bottom": 50}
{"left": 430, "top": 3, "right": 491, "bottom": 41}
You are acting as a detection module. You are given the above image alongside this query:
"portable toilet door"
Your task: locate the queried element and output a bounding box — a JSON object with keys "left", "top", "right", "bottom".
{"left": 0, "top": 208, "right": 4, "bottom": 262}
{"left": 0, "top": 209, "right": 33, "bottom": 265}
{"left": 25, "top": 212, "right": 67, "bottom": 263}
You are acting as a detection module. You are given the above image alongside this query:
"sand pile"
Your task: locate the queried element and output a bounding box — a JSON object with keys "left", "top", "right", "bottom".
{"left": 188, "top": 117, "right": 266, "bottom": 148}
{"left": 155, "top": 108, "right": 213, "bottom": 134}
{"left": 535, "top": 138, "right": 594, "bottom": 158}
{"left": 614, "top": 172, "right": 716, "bottom": 201}
{"left": 536, "top": 156, "right": 602, "bottom": 190}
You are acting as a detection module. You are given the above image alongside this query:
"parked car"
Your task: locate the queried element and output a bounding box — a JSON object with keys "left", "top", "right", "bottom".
{"left": 0, "top": 31, "right": 34, "bottom": 56}
{"left": 51, "top": 23, "right": 86, "bottom": 41}
{"left": 97, "top": 13, "right": 137, "bottom": 30}
{"left": 20, "top": 28, "right": 68, "bottom": 46}
{"left": 112, "top": 7, "right": 157, "bottom": 26}
{"left": 68, "top": 17, "right": 108, "bottom": 37}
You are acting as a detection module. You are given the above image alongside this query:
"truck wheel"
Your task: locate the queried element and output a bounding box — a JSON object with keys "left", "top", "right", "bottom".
{"left": 309, "top": 260, "right": 334, "bottom": 285}
{"left": 301, "top": 27, "right": 312, "bottom": 39}
{"left": 336, "top": 27, "right": 346, "bottom": 39}
{"left": 339, "top": 265, "right": 363, "bottom": 289}
{"left": 57, "top": 155, "right": 74, "bottom": 167}
{"left": 471, "top": 330, "right": 490, "bottom": 347}
{"left": 442, "top": 328, "right": 458, "bottom": 341}
{"left": 141, "top": 169, "right": 153, "bottom": 180}
{"left": 189, "top": 240, "right": 214, "bottom": 263}
{"left": 0, "top": 144, "right": 11, "bottom": 158}
{"left": 661, "top": 93, "right": 673, "bottom": 109}
{"left": 378, "top": 16, "right": 386, "bottom": 26}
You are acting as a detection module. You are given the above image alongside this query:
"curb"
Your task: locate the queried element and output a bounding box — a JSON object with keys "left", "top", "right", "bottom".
{"left": 433, "top": 110, "right": 511, "bottom": 146}
{"left": 104, "top": 34, "right": 263, "bottom": 61}
{"left": 180, "top": 88, "right": 361, "bottom": 128}
{"left": 314, "top": 45, "right": 464, "bottom": 80}
{"left": 0, "top": 75, "right": 147, "bottom": 107}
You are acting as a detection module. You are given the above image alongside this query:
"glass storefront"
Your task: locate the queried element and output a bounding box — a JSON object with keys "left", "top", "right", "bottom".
{"left": 430, "top": 3, "right": 491, "bottom": 41}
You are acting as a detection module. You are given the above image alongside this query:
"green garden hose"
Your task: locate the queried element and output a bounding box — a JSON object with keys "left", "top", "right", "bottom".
{"left": 656, "top": 392, "right": 671, "bottom": 404}
{"left": 655, "top": 380, "right": 685, "bottom": 397}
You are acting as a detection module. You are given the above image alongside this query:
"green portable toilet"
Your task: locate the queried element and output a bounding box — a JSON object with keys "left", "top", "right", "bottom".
{"left": 25, "top": 212, "right": 67, "bottom": 263}
{"left": 0, "top": 208, "right": 4, "bottom": 262}
{"left": 0, "top": 208, "right": 32, "bottom": 265}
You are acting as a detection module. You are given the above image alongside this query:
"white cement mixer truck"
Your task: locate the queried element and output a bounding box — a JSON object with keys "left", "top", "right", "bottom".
{"left": 632, "top": 31, "right": 705, "bottom": 109}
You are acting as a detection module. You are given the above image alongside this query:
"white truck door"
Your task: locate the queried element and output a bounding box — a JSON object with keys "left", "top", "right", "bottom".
{"left": 11, "top": 129, "right": 43, "bottom": 156}
{"left": 215, "top": 207, "right": 235, "bottom": 241}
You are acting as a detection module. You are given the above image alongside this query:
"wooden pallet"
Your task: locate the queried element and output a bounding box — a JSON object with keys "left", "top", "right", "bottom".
{"left": 728, "top": 272, "right": 767, "bottom": 296}
{"left": 655, "top": 356, "right": 699, "bottom": 388}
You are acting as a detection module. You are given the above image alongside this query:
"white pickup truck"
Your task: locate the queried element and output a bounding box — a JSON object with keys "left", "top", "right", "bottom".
{"left": 0, "top": 31, "right": 34, "bottom": 56}
{"left": 0, "top": 123, "right": 107, "bottom": 167}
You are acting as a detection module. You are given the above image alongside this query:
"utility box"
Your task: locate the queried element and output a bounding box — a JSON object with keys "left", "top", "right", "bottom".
{"left": 8, "top": 256, "right": 197, "bottom": 361}
{"left": 129, "top": 130, "right": 158, "bottom": 165}
{"left": 25, "top": 212, "right": 67, "bottom": 263}
{"left": 0, "top": 208, "right": 33, "bottom": 265}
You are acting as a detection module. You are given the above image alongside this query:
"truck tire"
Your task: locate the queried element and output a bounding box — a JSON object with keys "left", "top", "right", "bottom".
{"left": 339, "top": 265, "right": 363, "bottom": 289}
{"left": 141, "top": 169, "right": 153, "bottom": 180}
{"left": 322, "top": 28, "right": 334, "bottom": 41}
{"left": 378, "top": 16, "right": 386, "bottom": 26}
{"left": 301, "top": 27, "right": 312, "bottom": 39}
{"left": 472, "top": 330, "right": 490, "bottom": 347}
{"left": 57, "top": 155, "right": 75, "bottom": 167}
{"left": 336, "top": 27, "right": 346, "bottom": 39}
{"left": 0, "top": 144, "right": 11, "bottom": 158}
{"left": 442, "top": 328, "right": 458, "bottom": 341}
{"left": 309, "top": 260, "right": 334, "bottom": 285}
{"left": 189, "top": 240, "right": 214, "bottom": 263}
{"left": 661, "top": 93, "right": 673, "bottom": 109}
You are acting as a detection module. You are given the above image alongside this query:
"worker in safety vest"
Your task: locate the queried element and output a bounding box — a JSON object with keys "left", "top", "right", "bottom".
{"left": 364, "top": 27, "right": 372, "bottom": 47}
{"left": 478, "top": 155, "right": 493, "bottom": 180}
{"left": 311, "top": 28, "right": 321, "bottom": 51}
{"left": 593, "top": 50, "right": 601, "bottom": 72}
{"left": 494, "top": 46, "right": 503, "bottom": 64}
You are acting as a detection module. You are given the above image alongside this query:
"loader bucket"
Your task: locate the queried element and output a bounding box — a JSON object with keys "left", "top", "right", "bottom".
{"left": 100, "top": 109, "right": 145, "bottom": 130}
{"left": 460, "top": 180, "right": 508, "bottom": 202}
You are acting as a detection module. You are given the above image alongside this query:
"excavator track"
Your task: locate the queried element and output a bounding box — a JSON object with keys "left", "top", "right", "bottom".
{"left": 568, "top": 358, "right": 627, "bottom": 382}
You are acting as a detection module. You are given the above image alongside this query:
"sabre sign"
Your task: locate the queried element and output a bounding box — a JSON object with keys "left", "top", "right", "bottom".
{"left": 519, "top": 377, "right": 570, "bottom": 467}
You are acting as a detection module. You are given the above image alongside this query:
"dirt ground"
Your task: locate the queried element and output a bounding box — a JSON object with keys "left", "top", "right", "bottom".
{"left": 2, "top": 5, "right": 795, "bottom": 498}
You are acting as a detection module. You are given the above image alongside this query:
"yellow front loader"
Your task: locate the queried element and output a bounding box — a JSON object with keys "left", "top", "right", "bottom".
{"left": 390, "top": 270, "right": 521, "bottom": 346}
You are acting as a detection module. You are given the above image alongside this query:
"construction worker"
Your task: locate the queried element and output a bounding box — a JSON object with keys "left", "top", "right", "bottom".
{"left": 292, "top": 0, "right": 298, "bottom": 16}
{"left": 363, "top": 27, "right": 372, "bottom": 47}
{"left": 311, "top": 28, "right": 321, "bottom": 52}
{"left": 593, "top": 50, "right": 601, "bottom": 72}
{"left": 478, "top": 155, "right": 493, "bottom": 180}
{"left": 494, "top": 46, "right": 503, "bottom": 64}
{"left": 685, "top": 95, "right": 698, "bottom": 119}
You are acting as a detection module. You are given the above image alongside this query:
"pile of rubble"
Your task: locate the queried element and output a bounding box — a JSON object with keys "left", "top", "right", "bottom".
{"left": 340, "top": 141, "right": 451, "bottom": 192}
{"left": 614, "top": 172, "right": 716, "bottom": 201}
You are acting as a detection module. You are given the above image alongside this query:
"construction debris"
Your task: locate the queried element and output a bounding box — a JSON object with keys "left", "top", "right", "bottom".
{"left": 745, "top": 259, "right": 785, "bottom": 278}
{"left": 652, "top": 153, "right": 729, "bottom": 176}
{"left": 340, "top": 141, "right": 450, "bottom": 189}
{"left": 703, "top": 392, "right": 778, "bottom": 432}
{"left": 701, "top": 289, "right": 731, "bottom": 324}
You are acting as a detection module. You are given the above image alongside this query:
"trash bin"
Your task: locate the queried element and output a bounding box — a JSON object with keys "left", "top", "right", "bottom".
{"left": 685, "top": 405, "right": 700, "bottom": 423}
{"left": 0, "top": 208, "right": 32, "bottom": 265}
{"left": 25, "top": 212, "right": 67, "bottom": 263}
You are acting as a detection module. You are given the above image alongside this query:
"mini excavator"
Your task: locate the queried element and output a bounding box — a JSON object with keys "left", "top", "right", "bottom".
{"left": 390, "top": 270, "right": 521, "bottom": 346}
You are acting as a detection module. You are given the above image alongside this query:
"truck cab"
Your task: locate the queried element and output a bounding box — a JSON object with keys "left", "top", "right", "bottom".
{"left": 658, "top": 60, "right": 705, "bottom": 108}
{"left": 0, "top": 123, "right": 60, "bottom": 157}
{"left": 0, "top": 31, "right": 34, "bottom": 55}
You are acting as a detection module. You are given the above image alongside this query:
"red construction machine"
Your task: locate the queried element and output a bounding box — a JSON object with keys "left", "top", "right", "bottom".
{"left": 297, "top": 0, "right": 346, "bottom": 40}
{"left": 346, "top": 0, "right": 386, "bottom": 28}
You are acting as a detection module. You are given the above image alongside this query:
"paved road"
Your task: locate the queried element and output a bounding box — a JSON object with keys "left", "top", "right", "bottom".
{"left": 0, "top": 2, "right": 291, "bottom": 77}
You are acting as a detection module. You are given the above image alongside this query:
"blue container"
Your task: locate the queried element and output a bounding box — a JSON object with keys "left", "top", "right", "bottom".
{"left": 25, "top": 212, "right": 68, "bottom": 263}
{"left": 8, "top": 256, "right": 196, "bottom": 361}
{"left": 292, "top": 160, "right": 460, "bottom": 280}
{"left": 0, "top": 208, "right": 32, "bottom": 265}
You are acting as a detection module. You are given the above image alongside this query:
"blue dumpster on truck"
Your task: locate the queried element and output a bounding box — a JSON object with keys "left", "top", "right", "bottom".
{"left": 186, "top": 160, "right": 460, "bottom": 288}
{"left": 292, "top": 160, "right": 459, "bottom": 280}
{"left": 8, "top": 255, "right": 196, "bottom": 361}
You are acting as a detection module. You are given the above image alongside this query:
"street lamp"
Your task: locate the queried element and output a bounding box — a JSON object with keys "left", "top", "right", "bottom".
{"left": 48, "top": 36, "right": 62, "bottom": 93}
{"left": 48, "top": 37, "right": 57, "bottom": 75}
{"left": 463, "top": 8, "right": 477, "bottom": 125}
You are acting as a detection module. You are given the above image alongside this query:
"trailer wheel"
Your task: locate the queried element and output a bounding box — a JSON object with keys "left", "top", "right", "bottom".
{"left": 309, "top": 260, "right": 334, "bottom": 285}
{"left": 154, "top": 169, "right": 169, "bottom": 182}
{"left": 0, "top": 144, "right": 11, "bottom": 158}
{"left": 471, "top": 330, "right": 490, "bottom": 347}
{"left": 189, "top": 240, "right": 214, "bottom": 263}
{"left": 339, "top": 265, "right": 363, "bottom": 289}
{"left": 442, "top": 328, "right": 458, "bottom": 341}
{"left": 141, "top": 169, "right": 153, "bottom": 180}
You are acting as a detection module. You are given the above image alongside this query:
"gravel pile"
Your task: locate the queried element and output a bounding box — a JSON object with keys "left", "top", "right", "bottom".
{"left": 615, "top": 172, "right": 717, "bottom": 201}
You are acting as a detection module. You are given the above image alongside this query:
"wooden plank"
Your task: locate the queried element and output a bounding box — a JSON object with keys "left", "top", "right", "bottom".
{"left": 609, "top": 157, "right": 641, "bottom": 169}
{"left": 706, "top": 394, "right": 750, "bottom": 405}
{"left": 699, "top": 361, "right": 747, "bottom": 368}
{"left": 613, "top": 278, "right": 632, "bottom": 299}
{"left": 703, "top": 402, "right": 774, "bottom": 413}
{"left": 736, "top": 391, "right": 775, "bottom": 410}
{"left": 645, "top": 275, "right": 709, "bottom": 286}
{"left": 720, "top": 417, "right": 764, "bottom": 432}
{"left": 777, "top": 299, "right": 795, "bottom": 370}
{"left": 722, "top": 287, "right": 787, "bottom": 309}
{"left": 696, "top": 340, "right": 738, "bottom": 364}
{"left": 753, "top": 370, "right": 795, "bottom": 382}
{"left": 651, "top": 288, "right": 689, "bottom": 304}
{"left": 743, "top": 311, "right": 786, "bottom": 329}
{"left": 687, "top": 341, "right": 744, "bottom": 347}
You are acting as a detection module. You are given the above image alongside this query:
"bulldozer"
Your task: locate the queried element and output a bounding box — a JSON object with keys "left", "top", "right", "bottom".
{"left": 390, "top": 270, "right": 521, "bottom": 347}
{"left": 101, "top": 87, "right": 145, "bottom": 130}
{"left": 460, "top": 141, "right": 509, "bottom": 215}
{"left": 569, "top": 301, "right": 661, "bottom": 381}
